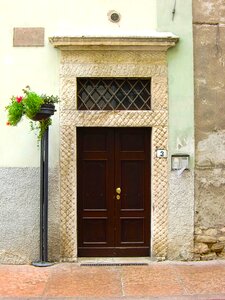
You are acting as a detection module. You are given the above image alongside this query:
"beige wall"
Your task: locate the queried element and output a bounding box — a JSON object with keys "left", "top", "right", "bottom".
{"left": 193, "top": 0, "right": 225, "bottom": 260}
{"left": 0, "top": 0, "right": 157, "bottom": 168}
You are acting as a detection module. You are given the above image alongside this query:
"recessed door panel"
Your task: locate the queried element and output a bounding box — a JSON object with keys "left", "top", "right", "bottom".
{"left": 119, "top": 129, "right": 145, "bottom": 151}
{"left": 77, "top": 127, "right": 151, "bottom": 257}
{"left": 83, "top": 161, "right": 106, "bottom": 209}
{"left": 120, "top": 161, "right": 144, "bottom": 210}
{"left": 83, "top": 132, "right": 108, "bottom": 152}
{"left": 83, "top": 218, "right": 108, "bottom": 244}
{"left": 120, "top": 218, "right": 145, "bottom": 243}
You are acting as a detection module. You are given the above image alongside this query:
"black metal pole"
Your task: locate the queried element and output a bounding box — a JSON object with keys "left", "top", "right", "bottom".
{"left": 41, "top": 126, "right": 49, "bottom": 262}
{"left": 39, "top": 128, "right": 44, "bottom": 261}
{"left": 33, "top": 125, "right": 53, "bottom": 267}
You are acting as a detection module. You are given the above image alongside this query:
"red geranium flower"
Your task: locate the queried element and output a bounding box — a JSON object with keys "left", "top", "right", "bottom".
{"left": 16, "top": 96, "right": 23, "bottom": 103}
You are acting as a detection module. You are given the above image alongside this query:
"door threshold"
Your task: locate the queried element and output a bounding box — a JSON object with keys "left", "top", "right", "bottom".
{"left": 78, "top": 257, "right": 154, "bottom": 266}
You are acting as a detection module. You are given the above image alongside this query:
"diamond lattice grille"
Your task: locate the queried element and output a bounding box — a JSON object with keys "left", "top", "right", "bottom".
{"left": 77, "top": 78, "right": 151, "bottom": 110}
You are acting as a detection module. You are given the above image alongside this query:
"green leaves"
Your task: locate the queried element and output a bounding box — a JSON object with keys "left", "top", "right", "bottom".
{"left": 5, "top": 86, "right": 59, "bottom": 144}
{"left": 6, "top": 98, "right": 24, "bottom": 126}
{"left": 40, "top": 94, "right": 59, "bottom": 104}
{"left": 22, "top": 92, "right": 44, "bottom": 119}
{"left": 30, "top": 118, "right": 52, "bottom": 145}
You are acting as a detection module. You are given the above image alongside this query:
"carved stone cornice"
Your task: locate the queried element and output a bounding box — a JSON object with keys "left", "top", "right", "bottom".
{"left": 49, "top": 34, "right": 179, "bottom": 51}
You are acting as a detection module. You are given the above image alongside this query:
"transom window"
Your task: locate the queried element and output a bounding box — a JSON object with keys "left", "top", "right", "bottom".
{"left": 77, "top": 78, "right": 151, "bottom": 110}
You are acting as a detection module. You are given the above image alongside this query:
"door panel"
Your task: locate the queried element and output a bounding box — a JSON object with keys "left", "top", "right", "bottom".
{"left": 115, "top": 128, "right": 150, "bottom": 255}
{"left": 78, "top": 128, "right": 114, "bottom": 252}
{"left": 83, "top": 218, "right": 108, "bottom": 244}
{"left": 120, "top": 218, "right": 144, "bottom": 243}
{"left": 119, "top": 129, "right": 145, "bottom": 151}
{"left": 83, "top": 161, "right": 106, "bottom": 209}
{"left": 78, "top": 127, "right": 151, "bottom": 257}
{"left": 120, "top": 161, "right": 144, "bottom": 209}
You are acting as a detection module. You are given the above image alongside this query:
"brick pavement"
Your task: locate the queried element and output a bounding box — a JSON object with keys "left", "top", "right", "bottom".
{"left": 0, "top": 260, "right": 224, "bottom": 299}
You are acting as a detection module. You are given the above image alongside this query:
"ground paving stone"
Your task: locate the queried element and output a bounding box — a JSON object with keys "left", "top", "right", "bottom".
{"left": 0, "top": 260, "right": 224, "bottom": 299}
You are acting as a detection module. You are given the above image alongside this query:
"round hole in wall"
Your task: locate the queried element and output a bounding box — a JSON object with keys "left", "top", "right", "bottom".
{"left": 108, "top": 10, "right": 121, "bottom": 23}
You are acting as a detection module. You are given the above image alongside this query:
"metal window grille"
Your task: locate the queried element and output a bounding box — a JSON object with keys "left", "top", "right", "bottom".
{"left": 77, "top": 78, "right": 151, "bottom": 110}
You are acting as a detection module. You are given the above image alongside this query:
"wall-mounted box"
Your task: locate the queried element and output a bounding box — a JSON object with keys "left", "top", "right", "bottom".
{"left": 171, "top": 154, "right": 189, "bottom": 170}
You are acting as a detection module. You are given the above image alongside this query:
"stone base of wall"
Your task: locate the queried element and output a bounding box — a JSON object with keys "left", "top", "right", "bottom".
{"left": 0, "top": 167, "right": 60, "bottom": 264}
{"left": 194, "top": 226, "right": 225, "bottom": 260}
{"left": 194, "top": 166, "right": 225, "bottom": 261}
{"left": 168, "top": 171, "right": 194, "bottom": 261}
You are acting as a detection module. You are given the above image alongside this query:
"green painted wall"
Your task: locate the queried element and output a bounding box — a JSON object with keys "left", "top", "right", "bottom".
{"left": 157, "top": 0, "right": 194, "bottom": 167}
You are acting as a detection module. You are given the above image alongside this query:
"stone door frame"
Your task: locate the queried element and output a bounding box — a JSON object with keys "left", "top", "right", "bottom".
{"left": 49, "top": 35, "right": 178, "bottom": 261}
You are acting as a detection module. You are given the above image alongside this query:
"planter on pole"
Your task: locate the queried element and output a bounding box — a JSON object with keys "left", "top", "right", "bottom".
{"left": 32, "top": 105, "right": 56, "bottom": 267}
{"left": 5, "top": 87, "right": 59, "bottom": 267}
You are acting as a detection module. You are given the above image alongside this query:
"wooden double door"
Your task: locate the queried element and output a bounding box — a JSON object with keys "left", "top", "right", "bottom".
{"left": 77, "top": 127, "right": 151, "bottom": 257}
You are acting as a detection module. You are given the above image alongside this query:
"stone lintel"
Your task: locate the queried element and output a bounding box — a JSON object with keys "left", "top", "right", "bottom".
{"left": 49, "top": 35, "right": 179, "bottom": 51}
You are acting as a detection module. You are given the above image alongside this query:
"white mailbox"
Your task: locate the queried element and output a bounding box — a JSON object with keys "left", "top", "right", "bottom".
{"left": 171, "top": 154, "right": 190, "bottom": 170}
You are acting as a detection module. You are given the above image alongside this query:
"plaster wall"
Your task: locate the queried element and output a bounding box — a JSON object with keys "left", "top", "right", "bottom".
{"left": 0, "top": 0, "right": 157, "bottom": 263}
{"left": 193, "top": 0, "right": 225, "bottom": 259}
{"left": 0, "top": 168, "right": 60, "bottom": 264}
{"left": 0, "top": 0, "right": 196, "bottom": 263}
{"left": 157, "top": 0, "right": 195, "bottom": 260}
{"left": 0, "top": 0, "right": 157, "bottom": 168}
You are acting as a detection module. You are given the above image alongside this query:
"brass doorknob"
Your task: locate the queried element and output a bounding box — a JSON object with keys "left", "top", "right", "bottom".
{"left": 116, "top": 187, "right": 121, "bottom": 194}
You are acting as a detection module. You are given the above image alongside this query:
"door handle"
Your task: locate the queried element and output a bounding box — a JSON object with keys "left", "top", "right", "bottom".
{"left": 116, "top": 187, "right": 121, "bottom": 194}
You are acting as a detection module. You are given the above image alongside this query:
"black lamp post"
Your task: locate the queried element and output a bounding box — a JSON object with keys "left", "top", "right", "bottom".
{"left": 32, "top": 104, "right": 56, "bottom": 267}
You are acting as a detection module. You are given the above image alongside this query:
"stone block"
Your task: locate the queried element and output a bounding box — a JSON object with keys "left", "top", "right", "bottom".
{"left": 193, "top": 0, "right": 225, "bottom": 24}
{"left": 200, "top": 252, "right": 217, "bottom": 261}
{"left": 194, "top": 243, "right": 209, "bottom": 254}
{"left": 196, "top": 132, "right": 225, "bottom": 169}
{"left": 13, "top": 27, "right": 44, "bottom": 47}
{"left": 211, "top": 242, "right": 224, "bottom": 253}
{"left": 194, "top": 24, "right": 225, "bottom": 139}
{"left": 204, "top": 228, "right": 218, "bottom": 236}
{"left": 195, "top": 227, "right": 202, "bottom": 235}
{"left": 195, "top": 235, "right": 217, "bottom": 244}
{"left": 193, "top": 254, "right": 201, "bottom": 261}
{"left": 218, "top": 236, "right": 225, "bottom": 242}
{"left": 218, "top": 251, "right": 225, "bottom": 259}
{"left": 195, "top": 169, "right": 225, "bottom": 227}
{"left": 196, "top": 159, "right": 213, "bottom": 169}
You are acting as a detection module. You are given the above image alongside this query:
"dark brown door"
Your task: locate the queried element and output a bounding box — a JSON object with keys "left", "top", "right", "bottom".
{"left": 77, "top": 127, "right": 151, "bottom": 257}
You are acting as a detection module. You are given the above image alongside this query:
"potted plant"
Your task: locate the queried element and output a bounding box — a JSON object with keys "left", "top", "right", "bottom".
{"left": 6, "top": 86, "right": 59, "bottom": 142}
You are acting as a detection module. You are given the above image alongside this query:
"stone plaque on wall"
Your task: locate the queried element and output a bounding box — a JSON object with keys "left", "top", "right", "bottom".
{"left": 13, "top": 27, "right": 44, "bottom": 47}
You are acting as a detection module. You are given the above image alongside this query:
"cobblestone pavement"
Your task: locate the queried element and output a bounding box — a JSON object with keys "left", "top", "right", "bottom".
{"left": 0, "top": 260, "right": 224, "bottom": 299}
